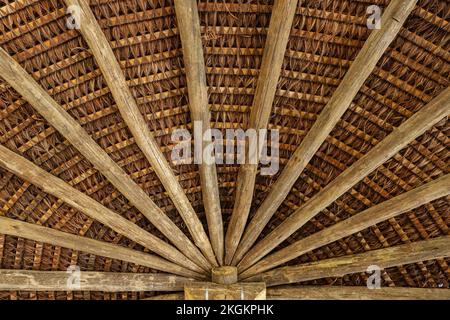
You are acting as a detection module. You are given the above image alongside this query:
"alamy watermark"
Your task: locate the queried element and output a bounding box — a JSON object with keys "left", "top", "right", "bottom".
{"left": 366, "top": 265, "right": 382, "bottom": 289}
{"left": 66, "top": 5, "right": 81, "bottom": 30}
{"left": 66, "top": 265, "right": 81, "bottom": 290}
{"left": 171, "top": 121, "right": 279, "bottom": 175}
{"left": 367, "top": 5, "right": 382, "bottom": 30}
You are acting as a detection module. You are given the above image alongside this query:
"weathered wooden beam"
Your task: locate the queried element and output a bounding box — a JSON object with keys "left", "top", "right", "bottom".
{"left": 225, "top": 0, "right": 299, "bottom": 265}
{"left": 267, "top": 286, "right": 450, "bottom": 300}
{"left": 0, "top": 46, "right": 211, "bottom": 271}
{"left": 0, "top": 270, "right": 192, "bottom": 292}
{"left": 232, "top": 0, "right": 419, "bottom": 265}
{"left": 240, "top": 174, "right": 450, "bottom": 277}
{"left": 173, "top": 0, "right": 223, "bottom": 265}
{"left": 63, "top": 0, "right": 217, "bottom": 267}
{"left": 0, "top": 145, "right": 202, "bottom": 274}
{"left": 144, "top": 293, "right": 184, "bottom": 300}
{"left": 184, "top": 282, "right": 266, "bottom": 300}
{"left": 211, "top": 266, "right": 238, "bottom": 285}
{"left": 237, "top": 86, "right": 450, "bottom": 272}
{"left": 245, "top": 236, "right": 450, "bottom": 285}
{"left": 0, "top": 217, "right": 203, "bottom": 279}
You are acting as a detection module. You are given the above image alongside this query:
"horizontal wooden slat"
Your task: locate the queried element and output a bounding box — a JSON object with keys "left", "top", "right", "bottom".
{"left": 225, "top": 0, "right": 299, "bottom": 266}
{"left": 173, "top": 0, "right": 222, "bottom": 265}
{"left": 63, "top": 0, "right": 216, "bottom": 267}
{"left": 232, "top": 0, "right": 419, "bottom": 265}
{"left": 237, "top": 86, "right": 450, "bottom": 272}
{"left": 0, "top": 44, "right": 210, "bottom": 272}
{"left": 0, "top": 145, "right": 202, "bottom": 274}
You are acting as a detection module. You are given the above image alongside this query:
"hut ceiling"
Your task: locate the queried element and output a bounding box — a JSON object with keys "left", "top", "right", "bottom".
{"left": 0, "top": 0, "right": 448, "bottom": 300}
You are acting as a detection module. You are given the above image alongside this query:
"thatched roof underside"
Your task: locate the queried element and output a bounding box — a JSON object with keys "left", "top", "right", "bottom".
{"left": 0, "top": 0, "right": 448, "bottom": 300}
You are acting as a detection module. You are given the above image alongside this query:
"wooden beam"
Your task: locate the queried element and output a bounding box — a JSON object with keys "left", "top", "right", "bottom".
{"left": 0, "top": 145, "right": 202, "bottom": 274}
{"left": 173, "top": 0, "right": 223, "bottom": 265}
{"left": 144, "top": 293, "right": 184, "bottom": 300}
{"left": 146, "top": 287, "right": 450, "bottom": 300}
{"left": 0, "top": 217, "right": 203, "bottom": 279}
{"left": 63, "top": 0, "right": 217, "bottom": 267}
{"left": 211, "top": 266, "right": 238, "bottom": 285}
{"left": 237, "top": 86, "right": 450, "bottom": 272}
{"left": 245, "top": 236, "right": 450, "bottom": 285}
{"left": 267, "top": 286, "right": 450, "bottom": 300}
{"left": 0, "top": 270, "right": 192, "bottom": 292}
{"left": 232, "top": 0, "right": 418, "bottom": 265}
{"left": 0, "top": 47, "right": 211, "bottom": 271}
{"left": 240, "top": 174, "right": 450, "bottom": 277}
{"left": 225, "top": 0, "right": 299, "bottom": 265}
{"left": 184, "top": 282, "right": 266, "bottom": 300}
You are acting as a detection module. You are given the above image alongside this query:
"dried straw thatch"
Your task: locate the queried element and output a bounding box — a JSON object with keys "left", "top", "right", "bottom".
{"left": 0, "top": 0, "right": 448, "bottom": 300}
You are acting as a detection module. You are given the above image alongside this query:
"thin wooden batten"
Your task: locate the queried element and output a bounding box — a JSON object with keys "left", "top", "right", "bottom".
{"left": 0, "top": 144, "right": 204, "bottom": 274}
{"left": 63, "top": 0, "right": 217, "bottom": 267}
{"left": 0, "top": 269, "right": 192, "bottom": 291}
{"left": 267, "top": 286, "right": 450, "bottom": 300}
{"left": 231, "top": 0, "right": 419, "bottom": 265}
{"left": 0, "top": 217, "right": 204, "bottom": 279}
{"left": 245, "top": 236, "right": 450, "bottom": 285}
{"left": 0, "top": 47, "right": 211, "bottom": 271}
{"left": 173, "top": 0, "right": 223, "bottom": 265}
{"left": 237, "top": 86, "right": 450, "bottom": 272}
{"left": 225, "top": 0, "right": 299, "bottom": 265}
{"left": 240, "top": 174, "right": 450, "bottom": 277}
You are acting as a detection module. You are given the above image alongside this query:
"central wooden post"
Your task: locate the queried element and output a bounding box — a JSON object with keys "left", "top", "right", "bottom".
{"left": 211, "top": 266, "right": 238, "bottom": 284}
{"left": 184, "top": 266, "right": 266, "bottom": 300}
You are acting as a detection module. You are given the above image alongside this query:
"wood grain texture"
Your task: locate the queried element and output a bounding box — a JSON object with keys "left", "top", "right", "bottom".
{"left": 245, "top": 236, "right": 450, "bottom": 285}
{"left": 211, "top": 266, "right": 238, "bottom": 284}
{"left": 237, "top": 86, "right": 450, "bottom": 272}
{"left": 64, "top": 0, "right": 216, "bottom": 267}
{"left": 0, "top": 270, "right": 192, "bottom": 291}
{"left": 267, "top": 286, "right": 450, "bottom": 300}
{"left": 232, "top": 0, "right": 419, "bottom": 265}
{"left": 240, "top": 174, "right": 450, "bottom": 277}
{"left": 0, "top": 217, "right": 203, "bottom": 279}
{"left": 185, "top": 282, "right": 266, "bottom": 300}
{"left": 144, "top": 293, "right": 184, "bottom": 300}
{"left": 225, "top": 0, "right": 299, "bottom": 265}
{"left": 173, "top": 0, "right": 223, "bottom": 265}
{"left": 0, "top": 144, "right": 202, "bottom": 273}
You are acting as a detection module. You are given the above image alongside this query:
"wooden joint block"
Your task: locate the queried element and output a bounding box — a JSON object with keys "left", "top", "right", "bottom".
{"left": 211, "top": 266, "right": 238, "bottom": 284}
{"left": 184, "top": 282, "right": 266, "bottom": 300}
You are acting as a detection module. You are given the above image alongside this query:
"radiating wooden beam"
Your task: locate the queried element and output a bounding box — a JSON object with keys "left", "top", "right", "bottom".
{"left": 63, "top": 0, "right": 217, "bottom": 267}
{"left": 173, "top": 0, "right": 223, "bottom": 264}
{"left": 267, "top": 286, "right": 450, "bottom": 300}
{"left": 0, "top": 270, "right": 192, "bottom": 292}
{"left": 0, "top": 217, "right": 203, "bottom": 279}
{"left": 245, "top": 236, "right": 450, "bottom": 285}
{"left": 240, "top": 174, "right": 450, "bottom": 277}
{"left": 0, "top": 145, "right": 202, "bottom": 274}
{"left": 237, "top": 86, "right": 450, "bottom": 272}
{"left": 0, "top": 47, "right": 211, "bottom": 271}
{"left": 232, "top": 0, "right": 418, "bottom": 265}
{"left": 225, "top": 0, "right": 299, "bottom": 265}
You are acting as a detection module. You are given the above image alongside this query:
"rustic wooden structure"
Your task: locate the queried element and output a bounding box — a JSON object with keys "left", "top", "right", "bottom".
{"left": 0, "top": 0, "right": 449, "bottom": 300}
